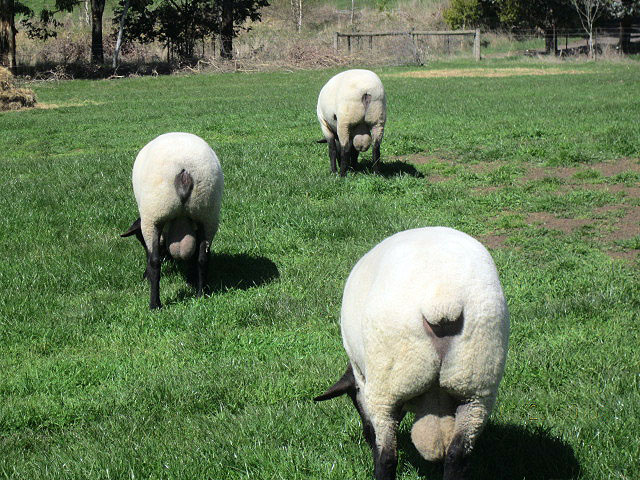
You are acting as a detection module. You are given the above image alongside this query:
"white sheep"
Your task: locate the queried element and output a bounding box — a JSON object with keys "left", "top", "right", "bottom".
{"left": 121, "top": 132, "right": 224, "bottom": 309}
{"left": 317, "top": 69, "right": 386, "bottom": 176}
{"left": 315, "top": 227, "right": 509, "bottom": 480}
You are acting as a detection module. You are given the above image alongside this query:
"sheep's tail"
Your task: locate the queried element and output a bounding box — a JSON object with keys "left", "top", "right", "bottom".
{"left": 174, "top": 169, "right": 194, "bottom": 204}
{"left": 362, "top": 93, "right": 371, "bottom": 113}
{"left": 421, "top": 293, "right": 465, "bottom": 362}
{"left": 314, "top": 363, "right": 355, "bottom": 402}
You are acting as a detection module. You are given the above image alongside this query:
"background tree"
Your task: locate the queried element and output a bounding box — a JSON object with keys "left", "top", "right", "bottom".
{"left": 115, "top": 0, "right": 268, "bottom": 62}
{"left": 289, "top": 0, "right": 302, "bottom": 32}
{"left": 90, "top": 0, "right": 106, "bottom": 63}
{"left": 495, "top": 0, "right": 577, "bottom": 54}
{"left": 113, "top": 0, "right": 130, "bottom": 68}
{"left": 571, "top": 0, "right": 610, "bottom": 57}
{"left": 0, "top": 0, "right": 31, "bottom": 69}
{"left": 608, "top": 0, "right": 640, "bottom": 52}
{"left": 220, "top": 0, "right": 233, "bottom": 58}
{"left": 445, "top": 0, "right": 576, "bottom": 54}
{"left": 21, "top": 0, "right": 109, "bottom": 64}
{"left": 443, "top": 0, "right": 484, "bottom": 29}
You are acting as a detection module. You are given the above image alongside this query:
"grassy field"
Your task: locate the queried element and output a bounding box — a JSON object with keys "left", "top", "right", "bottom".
{"left": 1, "top": 59, "right": 639, "bottom": 479}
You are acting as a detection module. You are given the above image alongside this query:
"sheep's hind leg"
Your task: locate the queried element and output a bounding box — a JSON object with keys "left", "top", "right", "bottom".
{"left": 372, "top": 140, "right": 381, "bottom": 174}
{"left": 338, "top": 141, "right": 351, "bottom": 177}
{"left": 368, "top": 403, "right": 405, "bottom": 480}
{"left": 146, "top": 224, "right": 163, "bottom": 310}
{"left": 349, "top": 148, "right": 360, "bottom": 170}
{"left": 336, "top": 121, "right": 352, "bottom": 177}
{"left": 371, "top": 124, "right": 384, "bottom": 174}
{"left": 443, "top": 397, "right": 492, "bottom": 480}
{"left": 328, "top": 138, "right": 338, "bottom": 174}
{"left": 348, "top": 388, "right": 376, "bottom": 449}
{"left": 195, "top": 222, "right": 210, "bottom": 297}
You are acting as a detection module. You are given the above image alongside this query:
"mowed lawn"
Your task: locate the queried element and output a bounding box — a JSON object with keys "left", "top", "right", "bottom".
{"left": 1, "top": 59, "right": 639, "bottom": 479}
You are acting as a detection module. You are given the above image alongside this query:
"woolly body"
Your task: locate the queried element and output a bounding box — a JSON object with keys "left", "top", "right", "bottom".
{"left": 124, "top": 132, "right": 224, "bottom": 309}
{"left": 317, "top": 227, "right": 509, "bottom": 479}
{"left": 317, "top": 69, "right": 386, "bottom": 175}
{"left": 132, "top": 132, "right": 223, "bottom": 253}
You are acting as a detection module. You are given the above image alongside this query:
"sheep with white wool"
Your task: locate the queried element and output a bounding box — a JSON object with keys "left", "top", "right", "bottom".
{"left": 315, "top": 227, "right": 509, "bottom": 480}
{"left": 317, "top": 69, "right": 386, "bottom": 176}
{"left": 121, "top": 132, "right": 224, "bottom": 309}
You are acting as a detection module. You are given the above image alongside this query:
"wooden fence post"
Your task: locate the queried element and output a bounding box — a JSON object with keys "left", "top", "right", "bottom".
{"left": 473, "top": 28, "right": 481, "bottom": 61}
{"left": 334, "top": 32, "right": 339, "bottom": 52}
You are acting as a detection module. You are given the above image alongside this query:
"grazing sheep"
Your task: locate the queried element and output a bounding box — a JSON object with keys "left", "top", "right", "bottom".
{"left": 121, "top": 132, "right": 224, "bottom": 309}
{"left": 317, "top": 69, "right": 386, "bottom": 176}
{"left": 315, "top": 227, "right": 509, "bottom": 480}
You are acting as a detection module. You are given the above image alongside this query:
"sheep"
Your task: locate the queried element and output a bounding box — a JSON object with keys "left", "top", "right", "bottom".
{"left": 121, "top": 132, "right": 224, "bottom": 309}
{"left": 317, "top": 69, "right": 386, "bottom": 177}
{"left": 314, "top": 227, "right": 509, "bottom": 480}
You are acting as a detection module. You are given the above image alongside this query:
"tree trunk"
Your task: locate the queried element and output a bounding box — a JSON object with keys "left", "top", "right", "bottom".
{"left": 544, "top": 28, "right": 556, "bottom": 55}
{"left": 91, "top": 0, "right": 106, "bottom": 64}
{"left": 113, "top": 0, "right": 130, "bottom": 69}
{"left": 220, "top": 0, "right": 233, "bottom": 59}
{"left": 0, "top": 0, "right": 16, "bottom": 69}
{"left": 618, "top": 15, "right": 632, "bottom": 53}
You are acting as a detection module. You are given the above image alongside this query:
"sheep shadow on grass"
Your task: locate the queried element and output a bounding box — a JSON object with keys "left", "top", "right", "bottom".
{"left": 354, "top": 159, "right": 424, "bottom": 178}
{"left": 169, "top": 253, "right": 279, "bottom": 303}
{"left": 397, "top": 421, "right": 581, "bottom": 479}
{"left": 206, "top": 252, "right": 279, "bottom": 293}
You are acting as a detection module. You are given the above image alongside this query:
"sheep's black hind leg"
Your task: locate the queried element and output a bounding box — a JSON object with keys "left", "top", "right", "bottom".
{"left": 195, "top": 222, "right": 209, "bottom": 297}
{"left": 372, "top": 140, "right": 381, "bottom": 174}
{"left": 370, "top": 404, "right": 405, "bottom": 480}
{"left": 350, "top": 148, "right": 360, "bottom": 170}
{"left": 443, "top": 398, "right": 491, "bottom": 480}
{"left": 339, "top": 142, "right": 351, "bottom": 177}
{"left": 443, "top": 433, "right": 470, "bottom": 480}
{"left": 347, "top": 389, "right": 376, "bottom": 449}
{"left": 147, "top": 225, "right": 162, "bottom": 310}
{"left": 328, "top": 138, "right": 338, "bottom": 174}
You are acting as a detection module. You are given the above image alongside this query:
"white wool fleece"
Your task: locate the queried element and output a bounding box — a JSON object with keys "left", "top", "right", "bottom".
{"left": 132, "top": 132, "right": 224, "bottom": 253}
{"left": 340, "top": 227, "right": 509, "bottom": 460}
{"left": 317, "top": 69, "right": 386, "bottom": 151}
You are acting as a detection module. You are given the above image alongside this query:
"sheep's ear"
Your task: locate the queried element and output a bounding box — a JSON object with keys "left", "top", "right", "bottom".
{"left": 314, "top": 363, "right": 355, "bottom": 402}
{"left": 121, "top": 218, "right": 142, "bottom": 238}
{"left": 316, "top": 138, "right": 328, "bottom": 144}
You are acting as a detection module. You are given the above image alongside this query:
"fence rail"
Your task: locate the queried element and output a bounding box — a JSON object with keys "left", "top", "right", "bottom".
{"left": 334, "top": 29, "right": 481, "bottom": 60}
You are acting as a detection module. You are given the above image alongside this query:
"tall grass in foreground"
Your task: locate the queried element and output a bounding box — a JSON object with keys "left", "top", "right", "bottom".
{"left": 1, "top": 59, "right": 639, "bottom": 479}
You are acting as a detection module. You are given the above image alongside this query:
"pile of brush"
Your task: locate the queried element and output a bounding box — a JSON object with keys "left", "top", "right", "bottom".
{"left": 1, "top": 67, "right": 36, "bottom": 110}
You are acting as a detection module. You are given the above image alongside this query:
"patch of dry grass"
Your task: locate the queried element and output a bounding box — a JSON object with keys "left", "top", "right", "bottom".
{"left": 0, "top": 66, "right": 37, "bottom": 111}
{"left": 391, "top": 67, "right": 592, "bottom": 78}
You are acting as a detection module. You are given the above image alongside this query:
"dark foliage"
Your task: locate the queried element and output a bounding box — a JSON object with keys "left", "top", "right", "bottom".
{"left": 20, "top": 0, "right": 78, "bottom": 41}
{"left": 113, "top": 0, "right": 269, "bottom": 61}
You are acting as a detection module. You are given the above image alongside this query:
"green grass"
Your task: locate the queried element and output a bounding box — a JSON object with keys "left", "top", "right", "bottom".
{"left": 1, "top": 58, "right": 639, "bottom": 479}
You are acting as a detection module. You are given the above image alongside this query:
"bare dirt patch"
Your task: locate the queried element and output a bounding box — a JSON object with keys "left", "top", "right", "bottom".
{"left": 390, "top": 68, "right": 591, "bottom": 79}
{"left": 399, "top": 153, "right": 639, "bottom": 261}
{"left": 478, "top": 234, "right": 508, "bottom": 249}
{"left": 526, "top": 212, "right": 593, "bottom": 233}
{"left": 521, "top": 157, "right": 640, "bottom": 183}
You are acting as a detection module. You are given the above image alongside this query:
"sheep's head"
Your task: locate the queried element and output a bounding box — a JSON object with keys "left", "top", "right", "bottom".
{"left": 352, "top": 123, "right": 372, "bottom": 152}
{"left": 165, "top": 217, "right": 197, "bottom": 261}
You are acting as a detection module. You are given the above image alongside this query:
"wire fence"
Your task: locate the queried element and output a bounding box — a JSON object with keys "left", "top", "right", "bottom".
{"left": 332, "top": 26, "right": 640, "bottom": 60}
{"left": 333, "top": 30, "right": 480, "bottom": 63}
